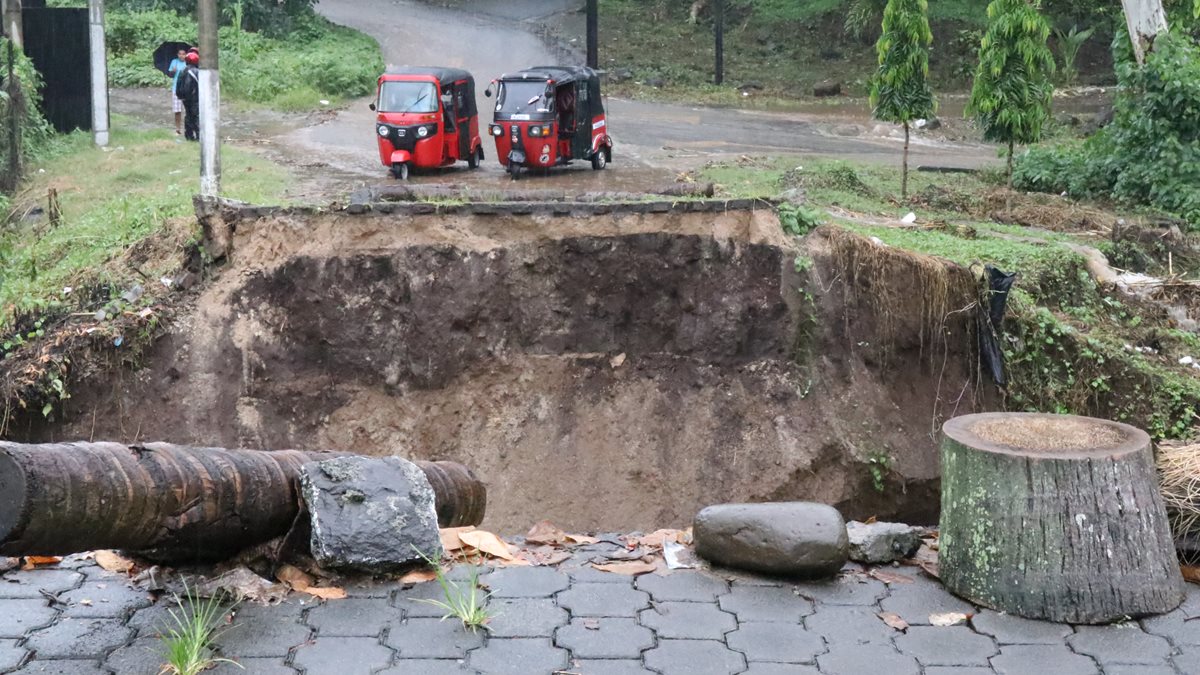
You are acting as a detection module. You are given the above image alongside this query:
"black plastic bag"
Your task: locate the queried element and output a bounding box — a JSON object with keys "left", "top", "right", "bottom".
{"left": 978, "top": 265, "right": 1016, "bottom": 387}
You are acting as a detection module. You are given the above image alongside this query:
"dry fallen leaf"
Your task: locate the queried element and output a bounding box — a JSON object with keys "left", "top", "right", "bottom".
{"left": 525, "top": 521, "right": 567, "bottom": 546}
{"left": 918, "top": 560, "right": 940, "bottom": 580}
{"left": 564, "top": 533, "right": 599, "bottom": 545}
{"left": 1183, "top": 566, "right": 1200, "bottom": 584}
{"left": 878, "top": 611, "right": 909, "bottom": 632}
{"left": 276, "top": 564, "right": 316, "bottom": 591}
{"left": 302, "top": 586, "right": 347, "bottom": 601}
{"left": 79, "top": 599, "right": 94, "bottom": 607}
{"left": 636, "top": 529, "right": 682, "bottom": 550}
{"left": 459, "top": 529, "right": 516, "bottom": 561}
{"left": 864, "top": 515, "right": 878, "bottom": 525}
{"left": 868, "top": 569, "right": 914, "bottom": 585}
{"left": 441, "top": 527, "right": 476, "bottom": 553}
{"left": 591, "top": 560, "right": 658, "bottom": 576}
{"left": 610, "top": 353, "right": 626, "bottom": 368}
{"left": 21, "top": 556, "right": 62, "bottom": 570}
{"left": 583, "top": 618, "right": 601, "bottom": 630}
{"left": 929, "top": 612, "right": 971, "bottom": 627}
{"left": 399, "top": 568, "right": 439, "bottom": 584}
{"left": 94, "top": 550, "right": 135, "bottom": 574}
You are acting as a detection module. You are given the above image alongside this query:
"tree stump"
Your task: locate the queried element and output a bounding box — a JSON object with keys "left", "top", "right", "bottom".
{"left": 940, "top": 412, "right": 1184, "bottom": 624}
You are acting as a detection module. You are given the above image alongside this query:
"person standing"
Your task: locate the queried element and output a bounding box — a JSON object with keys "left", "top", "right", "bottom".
{"left": 167, "top": 47, "right": 187, "bottom": 135}
{"left": 175, "top": 51, "right": 201, "bottom": 141}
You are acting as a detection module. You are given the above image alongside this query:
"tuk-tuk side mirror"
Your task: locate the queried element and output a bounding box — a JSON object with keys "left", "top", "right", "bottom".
{"left": 368, "top": 102, "right": 376, "bottom": 111}
{"left": 484, "top": 85, "right": 493, "bottom": 98}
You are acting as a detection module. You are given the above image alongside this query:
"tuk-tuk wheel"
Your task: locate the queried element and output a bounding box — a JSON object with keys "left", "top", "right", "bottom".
{"left": 591, "top": 149, "right": 608, "bottom": 171}
{"left": 468, "top": 146, "right": 481, "bottom": 170}
{"left": 391, "top": 162, "right": 410, "bottom": 181}
{"left": 508, "top": 163, "right": 521, "bottom": 181}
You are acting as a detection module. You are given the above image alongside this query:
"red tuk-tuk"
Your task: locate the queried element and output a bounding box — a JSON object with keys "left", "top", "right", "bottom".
{"left": 485, "top": 66, "right": 612, "bottom": 179}
{"left": 370, "top": 67, "right": 483, "bottom": 180}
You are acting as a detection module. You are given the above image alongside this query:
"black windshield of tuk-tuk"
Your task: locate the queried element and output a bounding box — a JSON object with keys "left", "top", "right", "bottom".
{"left": 495, "top": 80, "right": 554, "bottom": 119}
{"left": 378, "top": 81, "right": 439, "bottom": 114}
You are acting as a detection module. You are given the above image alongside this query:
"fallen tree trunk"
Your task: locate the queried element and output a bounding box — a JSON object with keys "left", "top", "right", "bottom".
{"left": 361, "top": 183, "right": 717, "bottom": 204}
{"left": 939, "top": 413, "right": 1183, "bottom": 623}
{"left": 0, "top": 442, "right": 486, "bottom": 559}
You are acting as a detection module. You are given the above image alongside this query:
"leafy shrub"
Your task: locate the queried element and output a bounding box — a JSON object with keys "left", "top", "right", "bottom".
{"left": 0, "top": 39, "right": 57, "bottom": 188}
{"left": 109, "top": 0, "right": 315, "bottom": 37}
{"left": 779, "top": 203, "right": 826, "bottom": 236}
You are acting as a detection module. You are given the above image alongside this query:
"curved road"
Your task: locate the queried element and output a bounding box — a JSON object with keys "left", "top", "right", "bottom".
{"left": 297, "top": 0, "right": 994, "bottom": 187}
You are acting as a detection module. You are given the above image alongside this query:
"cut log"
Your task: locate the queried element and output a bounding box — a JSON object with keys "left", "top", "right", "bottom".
{"left": 939, "top": 413, "right": 1184, "bottom": 624}
{"left": 0, "top": 442, "right": 486, "bottom": 559}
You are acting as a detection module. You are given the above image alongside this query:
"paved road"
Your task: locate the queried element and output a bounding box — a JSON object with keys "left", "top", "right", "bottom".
{"left": 1, "top": 549, "right": 1197, "bottom": 674}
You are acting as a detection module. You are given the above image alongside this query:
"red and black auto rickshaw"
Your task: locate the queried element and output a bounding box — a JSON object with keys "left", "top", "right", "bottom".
{"left": 485, "top": 66, "right": 612, "bottom": 179}
{"left": 370, "top": 66, "right": 483, "bottom": 180}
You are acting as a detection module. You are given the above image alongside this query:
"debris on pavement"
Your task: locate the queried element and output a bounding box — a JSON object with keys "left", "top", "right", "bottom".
{"left": 693, "top": 502, "right": 848, "bottom": 577}
{"left": 196, "top": 566, "right": 288, "bottom": 604}
{"left": 846, "top": 520, "right": 923, "bottom": 564}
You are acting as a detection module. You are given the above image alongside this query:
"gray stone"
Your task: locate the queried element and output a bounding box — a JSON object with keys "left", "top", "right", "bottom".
{"left": 0, "top": 599, "right": 57, "bottom": 638}
{"left": 573, "top": 660, "right": 658, "bottom": 674}
{"left": 643, "top": 640, "right": 747, "bottom": 675}
{"left": 803, "top": 605, "right": 900, "bottom": 645}
{"left": 486, "top": 567, "right": 570, "bottom": 598}
{"left": 878, "top": 578, "right": 976, "bottom": 624}
{"left": 0, "top": 639, "right": 26, "bottom": 672}
{"left": 385, "top": 618, "right": 484, "bottom": 658}
{"left": 555, "top": 618, "right": 655, "bottom": 659}
{"left": 293, "top": 636, "right": 394, "bottom": 674}
{"left": 212, "top": 613, "right": 310, "bottom": 658}
{"left": 817, "top": 644, "right": 919, "bottom": 675}
{"left": 726, "top": 622, "right": 825, "bottom": 663}
{"left": 22, "top": 618, "right": 129, "bottom": 659}
{"left": 893, "top": 625, "right": 997, "bottom": 666}
{"left": 210, "top": 658, "right": 297, "bottom": 674}
{"left": 1068, "top": 626, "right": 1172, "bottom": 666}
{"left": 59, "top": 579, "right": 152, "bottom": 618}
{"left": 556, "top": 583, "right": 650, "bottom": 617}
{"left": 488, "top": 598, "right": 568, "bottom": 638}
{"left": 991, "top": 645, "right": 1100, "bottom": 675}
{"left": 306, "top": 598, "right": 395, "bottom": 637}
{"left": 718, "top": 584, "right": 814, "bottom": 622}
{"left": 845, "top": 521, "right": 921, "bottom": 564}
{"left": 693, "top": 503, "right": 847, "bottom": 577}
{"left": 795, "top": 575, "right": 888, "bottom": 606}
{"left": 638, "top": 602, "right": 736, "bottom": 639}
{"left": 635, "top": 572, "right": 728, "bottom": 602}
{"left": 469, "top": 638, "right": 568, "bottom": 675}
{"left": 0, "top": 570, "right": 82, "bottom": 598}
{"left": 12, "top": 660, "right": 107, "bottom": 674}
{"left": 971, "top": 609, "right": 1074, "bottom": 644}
{"left": 300, "top": 456, "right": 442, "bottom": 573}
{"left": 378, "top": 660, "right": 471, "bottom": 675}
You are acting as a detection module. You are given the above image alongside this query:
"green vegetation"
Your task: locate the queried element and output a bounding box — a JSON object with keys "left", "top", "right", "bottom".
{"left": 866, "top": 450, "right": 892, "bottom": 492}
{"left": 1055, "top": 25, "right": 1095, "bottom": 84}
{"left": 158, "top": 585, "right": 239, "bottom": 675}
{"left": 0, "top": 122, "right": 287, "bottom": 334}
{"left": 966, "top": 0, "right": 1056, "bottom": 185}
{"left": 0, "top": 39, "right": 59, "bottom": 190}
{"left": 869, "top": 0, "right": 936, "bottom": 198}
{"left": 416, "top": 551, "right": 494, "bottom": 632}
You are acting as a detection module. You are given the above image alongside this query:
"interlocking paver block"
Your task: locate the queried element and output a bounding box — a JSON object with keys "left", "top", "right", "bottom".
{"left": 565, "top": 565, "right": 635, "bottom": 585}
{"left": 923, "top": 668, "right": 994, "bottom": 675}
{"left": 1176, "top": 646, "right": 1200, "bottom": 675}
{"left": 212, "top": 614, "right": 310, "bottom": 658}
{"left": 305, "top": 598, "right": 396, "bottom": 636}
{"left": 555, "top": 618, "right": 655, "bottom": 659}
{"left": 573, "top": 660, "right": 659, "bottom": 674}
{"left": 718, "top": 584, "right": 814, "bottom": 622}
{"left": 468, "top": 637, "right": 570, "bottom": 675}
{"left": 210, "top": 657, "right": 297, "bottom": 674}
{"left": 488, "top": 598, "right": 568, "bottom": 638}
{"left": 22, "top": 617, "right": 129, "bottom": 659}
{"left": 293, "top": 636, "right": 393, "bottom": 674}
{"left": 0, "top": 600, "right": 57, "bottom": 638}
{"left": 0, "top": 639, "right": 27, "bottom": 672}
{"left": 556, "top": 583, "right": 650, "bottom": 617}
{"left": 0, "top": 570, "right": 82, "bottom": 598}
{"left": 11, "top": 659, "right": 108, "bottom": 674}
{"left": 635, "top": 572, "right": 728, "bottom": 602}
{"left": 803, "top": 605, "right": 900, "bottom": 645}
{"left": 1068, "top": 626, "right": 1173, "bottom": 666}
{"left": 1102, "top": 666, "right": 1180, "bottom": 675}
{"left": 795, "top": 575, "right": 888, "bottom": 606}
{"left": 817, "top": 643, "right": 919, "bottom": 675}
{"left": 1142, "top": 610, "right": 1200, "bottom": 647}
{"left": 395, "top": 581, "right": 461, "bottom": 617}
{"left": 377, "top": 659, "right": 472, "bottom": 674}
{"left": 726, "top": 622, "right": 825, "bottom": 664}
{"left": 893, "top": 625, "right": 997, "bottom": 666}
{"left": 643, "top": 639, "right": 747, "bottom": 675}
{"left": 990, "top": 644, "right": 1100, "bottom": 675}
{"left": 104, "top": 637, "right": 166, "bottom": 674}
{"left": 59, "top": 579, "right": 152, "bottom": 618}
{"left": 486, "top": 567, "right": 570, "bottom": 598}
{"left": 639, "top": 602, "right": 736, "bottom": 639}
{"left": 385, "top": 618, "right": 484, "bottom": 658}
{"left": 342, "top": 577, "right": 404, "bottom": 598}
{"left": 877, "top": 580, "right": 976, "bottom": 625}
{"left": 972, "top": 609, "right": 1074, "bottom": 644}
{"left": 741, "top": 665, "right": 820, "bottom": 675}
{"left": 233, "top": 598, "right": 307, "bottom": 623}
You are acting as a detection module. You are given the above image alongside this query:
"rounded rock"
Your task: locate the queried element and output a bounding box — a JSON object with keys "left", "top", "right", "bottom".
{"left": 693, "top": 502, "right": 848, "bottom": 578}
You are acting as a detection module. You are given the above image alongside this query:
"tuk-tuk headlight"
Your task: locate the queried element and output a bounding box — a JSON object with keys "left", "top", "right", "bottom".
{"left": 417, "top": 125, "right": 431, "bottom": 138}
{"left": 377, "top": 125, "right": 389, "bottom": 137}
{"left": 490, "top": 125, "right": 503, "bottom": 137}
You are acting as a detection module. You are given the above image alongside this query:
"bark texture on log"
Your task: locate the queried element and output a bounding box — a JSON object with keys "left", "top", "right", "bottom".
{"left": 939, "top": 413, "right": 1183, "bottom": 624}
{"left": 0, "top": 442, "right": 486, "bottom": 559}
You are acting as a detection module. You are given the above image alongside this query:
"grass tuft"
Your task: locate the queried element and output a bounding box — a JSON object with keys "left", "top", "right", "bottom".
{"left": 414, "top": 549, "right": 494, "bottom": 632}
{"left": 158, "top": 583, "right": 240, "bottom": 675}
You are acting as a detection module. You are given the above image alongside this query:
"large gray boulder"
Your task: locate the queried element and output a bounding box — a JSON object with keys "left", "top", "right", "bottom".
{"left": 300, "top": 456, "right": 443, "bottom": 573}
{"left": 693, "top": 502, "right": 848, "bottom": 578}
{"left": 845, "top": 520, "right": 922, "bottom": 564}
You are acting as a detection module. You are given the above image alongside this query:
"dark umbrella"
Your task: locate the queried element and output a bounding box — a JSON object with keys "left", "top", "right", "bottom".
{"left": 153, "top": 41, "right": 193, "bottom": 77}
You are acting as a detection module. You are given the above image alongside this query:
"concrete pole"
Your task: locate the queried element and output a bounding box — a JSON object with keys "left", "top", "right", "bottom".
{"left": 586, "top": 0, "right": 597, "bottom": 69}
{"left": 198, "top": 0, "right": 220, "bottom": 197}
{"left": 1120, "top": 0, "right": 1168, "bottom": 64}
{"left": 88, "top": 0, "right": 109, "bottom": 147}
{"left": 713, "top": 0, "right": 724, "bottom": 85}
{"left": 1, "top": 0, "right": 20, "bottom": 50}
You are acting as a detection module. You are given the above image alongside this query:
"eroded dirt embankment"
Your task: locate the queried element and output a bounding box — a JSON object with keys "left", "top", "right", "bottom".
{"left": 16, "top": 206, "right": 988, "bottom": 533}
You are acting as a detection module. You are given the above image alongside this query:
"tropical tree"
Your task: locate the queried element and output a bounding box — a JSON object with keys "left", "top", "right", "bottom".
{"left": 869, "top": 0, "right": 937, "bottom": 199}
{"left": 966, "top": 0, "right": 1056, "bottom": 187}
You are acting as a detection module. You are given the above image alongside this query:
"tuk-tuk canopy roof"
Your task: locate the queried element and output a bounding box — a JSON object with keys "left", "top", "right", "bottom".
{"left": 498, "top": 65, "right": 600, "bottom": 87}
{"left": 383, "top": 66, "right": 474, "bottom": 85}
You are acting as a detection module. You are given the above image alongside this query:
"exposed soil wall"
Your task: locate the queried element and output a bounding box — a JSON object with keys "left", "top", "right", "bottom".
{"left": 12, "top": 207, "right": 989, "bottom": 533}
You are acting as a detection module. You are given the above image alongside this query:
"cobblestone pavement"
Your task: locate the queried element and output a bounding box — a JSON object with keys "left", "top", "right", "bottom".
{"left": 2, "top": 548, "right": 1198, "bottom": 675}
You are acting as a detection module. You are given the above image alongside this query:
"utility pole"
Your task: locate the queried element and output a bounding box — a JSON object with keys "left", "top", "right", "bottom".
{"left": 198, "top": 0, "right": 220, "bottom": 197}
{"left": 1, "top": 0, "right": 20, "bottom": 50}
{"left": 713, "top": 0, "right": 724, "bottom": 85}
{"left": 586, "top": 0, "right": 597, "bottom": 69}
{"left": 1120, "top": 0, "right": 1168, "bottom": 64}
{"left": 88, "top": 0, "right": 109, "bottom": 147}
{"left": 1, "top": 0, "right": 18, "bottom": 192}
